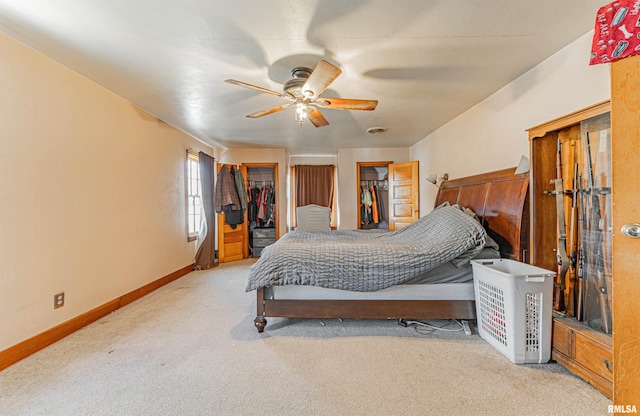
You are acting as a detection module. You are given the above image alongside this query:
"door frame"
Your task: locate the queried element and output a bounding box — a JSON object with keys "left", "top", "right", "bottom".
{"left": 243, "top": 162, "right": 279, "bottom": 243}
{"left": 356, "top": 161, "right": 393, "bottom": 229}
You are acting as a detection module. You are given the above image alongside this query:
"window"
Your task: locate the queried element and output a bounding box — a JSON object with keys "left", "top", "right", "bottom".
{"left": 186, "top": 150, "right": 202, "bottom": 241}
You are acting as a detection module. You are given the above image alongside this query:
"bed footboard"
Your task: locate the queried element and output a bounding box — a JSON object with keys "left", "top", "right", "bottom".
{"left": 254, "top": 287, "right": 476, "bottom": 333}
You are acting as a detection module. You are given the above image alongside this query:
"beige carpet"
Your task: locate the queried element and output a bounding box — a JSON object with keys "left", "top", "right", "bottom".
{"left": 0, "top": 259, "right": 611, "bottom": 415}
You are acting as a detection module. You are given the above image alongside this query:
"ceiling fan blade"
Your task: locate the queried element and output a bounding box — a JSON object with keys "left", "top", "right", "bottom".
{"left": 307, "top": 107, "right": 329, "bottom": 127}
{"left": 246, "top": 103, "right": 293, "bottom": 118}
{"left": 314, "top": 97, "right": 378, "bottom": 111}
{"left": 225, "top": 79, "right": 290, "bottom": 98}
{"left": 301, "top": 60, "right": 342, "bottom": 99}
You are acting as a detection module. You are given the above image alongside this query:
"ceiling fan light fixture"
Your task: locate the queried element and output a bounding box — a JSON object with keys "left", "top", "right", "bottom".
{"left": 225, "top": 60, "right": 377, "bottom": 128}
{"left": 367, "top": 126, "right": 387, "bottom": 134}
{"left": 295, "top": 102, "right": 311, "bottom": 125}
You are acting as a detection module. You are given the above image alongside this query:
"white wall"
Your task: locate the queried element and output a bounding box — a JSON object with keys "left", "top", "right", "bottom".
{"left": 0, "top": 32, "right": 212, "bottom": 350}
{"left": 411, "top": 32, "right": 610, "bottom": 211}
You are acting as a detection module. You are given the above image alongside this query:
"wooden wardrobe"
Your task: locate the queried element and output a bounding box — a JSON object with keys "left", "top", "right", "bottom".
{"left": 527, "top": 53, "right": 640, "bottom": 402}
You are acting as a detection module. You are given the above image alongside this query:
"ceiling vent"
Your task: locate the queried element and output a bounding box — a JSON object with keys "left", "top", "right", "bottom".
{"left": 367, "top": 127, "right": 387, "bottom": 134}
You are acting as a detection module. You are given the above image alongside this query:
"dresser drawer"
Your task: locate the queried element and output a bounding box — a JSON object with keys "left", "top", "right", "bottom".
{"left": 552, "top": 319, "right": 572, "bottom": 357}
{"left": 551, "top": 317, "right": 613, "bottom": 397}
{"left": 574, "top": 332, "right": 614, "bottom": 382}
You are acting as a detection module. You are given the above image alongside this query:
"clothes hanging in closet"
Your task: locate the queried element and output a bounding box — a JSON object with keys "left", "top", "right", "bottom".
{"left": 375, "top": 185, "right": 387, "bottom": 227}
{"left": 214, "top": 165, "right": 246, "bottom": 229}
{"left": 360, "top": 182, "right": 386, "bottom": 226}
{"left": 369, "top": 184, "right": 379, "bottom": 224}
{"left": 361, "top": 184, "right": 372, "bottom": 224}
{"left": 247, "top": 182, "right": 275, "bottom": 228}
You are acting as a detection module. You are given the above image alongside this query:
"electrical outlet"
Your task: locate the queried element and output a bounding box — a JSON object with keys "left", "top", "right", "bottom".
{"left": 54, "top": 292, "right": 65, "bottom": 309}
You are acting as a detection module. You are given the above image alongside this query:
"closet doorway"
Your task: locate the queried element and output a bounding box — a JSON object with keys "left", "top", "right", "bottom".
{"left": 357, "top": 161, "right": 392, "bottom": 230}
{"left": 217, "top": 162, "right": 279, "bottom": 263}
{"left": 244, "top": 163, "right": 278, "bottom": 257}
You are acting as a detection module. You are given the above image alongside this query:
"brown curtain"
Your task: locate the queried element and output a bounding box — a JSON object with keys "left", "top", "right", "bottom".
{"left": 294, "top": 164, "right": 335, "bottom": 208}
{"left": 195, "top": 152, "right": 216, "bottom": 269}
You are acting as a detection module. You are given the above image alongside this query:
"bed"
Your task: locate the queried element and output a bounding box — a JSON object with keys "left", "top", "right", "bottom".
{"left": 248, "top": 167, "right": 529, "bottom": 332}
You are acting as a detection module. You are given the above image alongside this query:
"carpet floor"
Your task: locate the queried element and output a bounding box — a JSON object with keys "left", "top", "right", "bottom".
{"left": 0, "top": 259, "right": 611, "bottom": 415}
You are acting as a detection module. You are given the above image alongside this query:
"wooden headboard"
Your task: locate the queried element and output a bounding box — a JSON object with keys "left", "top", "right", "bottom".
{"left": 435, "top": 167, "right": 530, "bottom": 262}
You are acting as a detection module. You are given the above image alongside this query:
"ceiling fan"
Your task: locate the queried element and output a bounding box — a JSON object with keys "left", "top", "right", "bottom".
{"left": 225, "top": 60, "right": 378, "bottom": 127}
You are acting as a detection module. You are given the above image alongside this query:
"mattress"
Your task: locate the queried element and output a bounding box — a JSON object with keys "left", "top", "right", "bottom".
{"left": 247, "top": 205, "right": 489, "bottom": 292}
{"left": 263, "top": 244, "right": 501, "bottom": 301}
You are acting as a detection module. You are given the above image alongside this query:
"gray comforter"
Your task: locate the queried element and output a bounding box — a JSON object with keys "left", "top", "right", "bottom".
{"left": 246, "top": 205, "right": 488, "bottom": 292}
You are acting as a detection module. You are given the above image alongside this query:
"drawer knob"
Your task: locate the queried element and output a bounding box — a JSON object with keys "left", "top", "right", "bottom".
{"left": 603, "top": 358, "right": 614, "bottom": 373}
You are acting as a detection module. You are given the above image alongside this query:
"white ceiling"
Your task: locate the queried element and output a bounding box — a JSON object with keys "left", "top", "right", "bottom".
{"left": 0, "top": 1, "right": 604, "bottom": 154}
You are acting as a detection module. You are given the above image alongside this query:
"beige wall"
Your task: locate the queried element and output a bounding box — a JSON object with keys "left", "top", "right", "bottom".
{"left": 0, "top": 33, "right": 211, "bottom": 350}
{"left": 411, "top": 32, "right": 610, "bottom": 211}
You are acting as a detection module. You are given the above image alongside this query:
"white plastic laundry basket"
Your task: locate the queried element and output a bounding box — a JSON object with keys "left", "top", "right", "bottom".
{"left": 471, "top": 259, "right": 555, "bottom": 364}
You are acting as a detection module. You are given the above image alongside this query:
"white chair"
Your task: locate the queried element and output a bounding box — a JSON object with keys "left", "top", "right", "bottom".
{"left": 295, "top": 204, "right": 331, "bottom": 231}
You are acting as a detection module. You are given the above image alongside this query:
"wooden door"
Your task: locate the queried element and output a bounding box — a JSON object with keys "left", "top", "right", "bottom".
{"left": 388, "top": 161, "right": 419, "bottom": 230}
{"left": 611, "top": 55, "right": 640, "bottom": 404}
{"left": 217, "top": 164, "right": 248, "bottom": 263}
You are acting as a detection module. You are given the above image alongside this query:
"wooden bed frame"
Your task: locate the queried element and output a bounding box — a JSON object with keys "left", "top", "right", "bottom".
{"left": 253, "top": 167, "right": 529, "bottom": 332}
